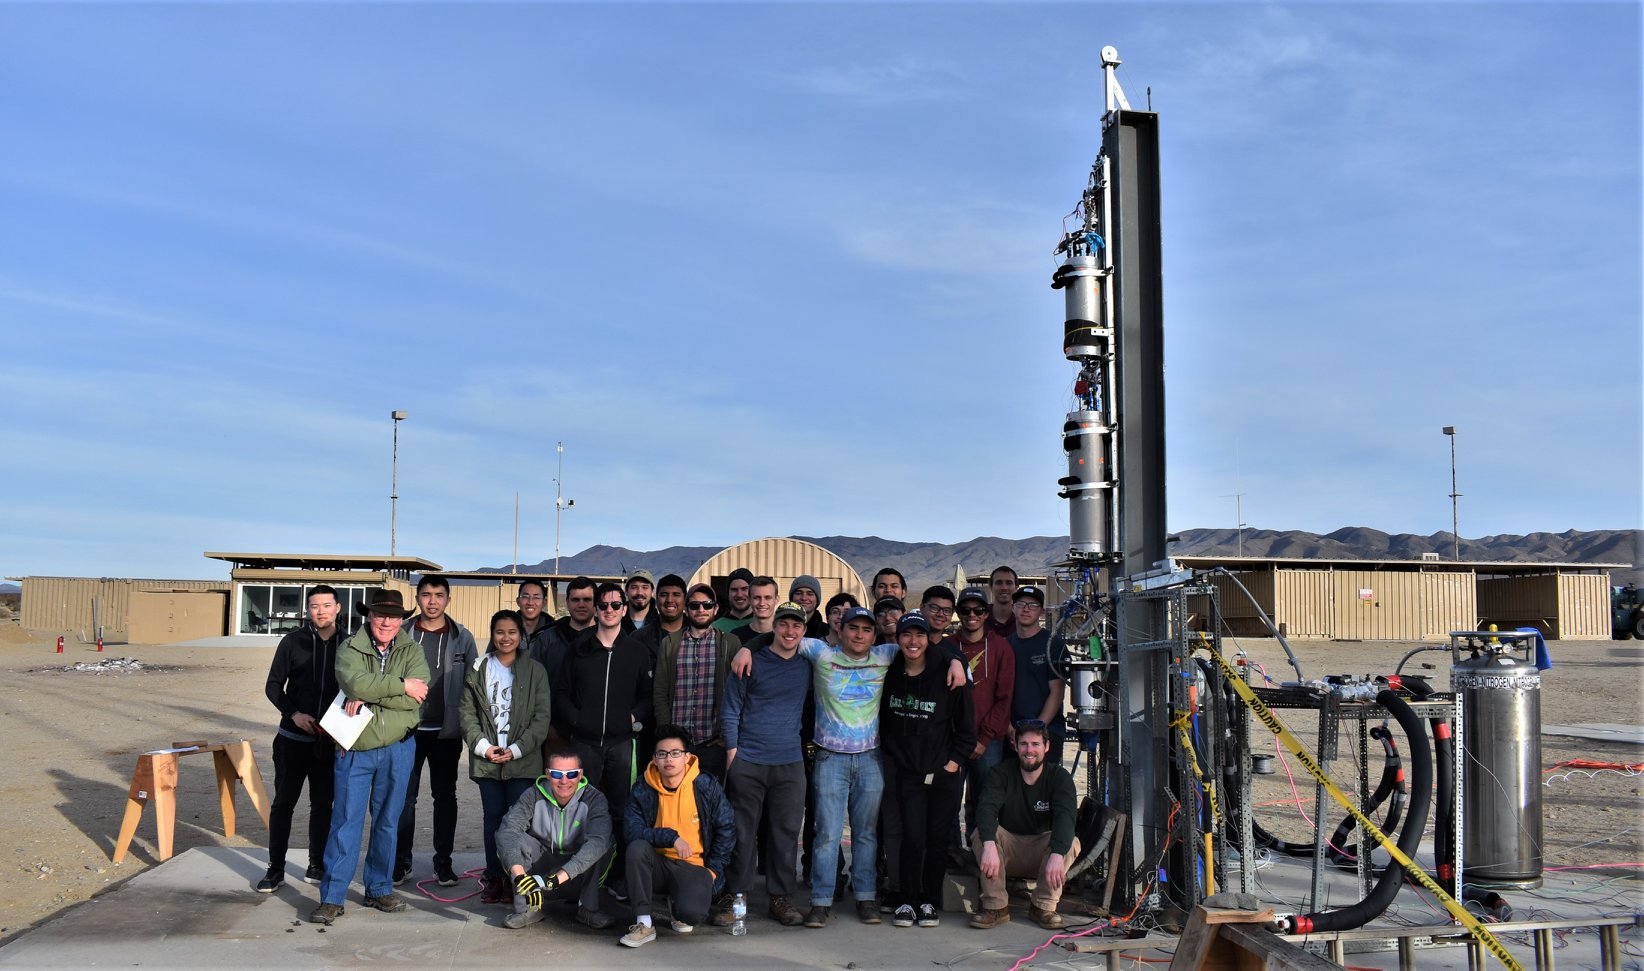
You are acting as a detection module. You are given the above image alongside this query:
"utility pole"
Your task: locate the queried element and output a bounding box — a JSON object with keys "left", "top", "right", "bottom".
{"left": 390, "top": 410, "right": 406, "bottom": 556}
{"left": 1442, "top": 426, "right": 1461, "bottom": 561}
{"left": 553, "top": 442, "right": 575, "bottom": 575}
{"left": 1220, "top": 492, "right": 1247, "bottom": 558}
{"left": 513, "top": 492, "right": 519, "bottom": 575}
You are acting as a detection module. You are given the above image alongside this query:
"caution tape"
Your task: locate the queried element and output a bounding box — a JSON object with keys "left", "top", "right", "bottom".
{"left": 1170, "top": 710, "right": 1223, "bottom": 827}
{"left": 1203, "top": 648, "right": 1524, "bottom": 971}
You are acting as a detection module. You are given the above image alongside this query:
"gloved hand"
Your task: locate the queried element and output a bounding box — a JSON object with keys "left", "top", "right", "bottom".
{"left": 514, "top": 872, "right": 557, "bottom": 910}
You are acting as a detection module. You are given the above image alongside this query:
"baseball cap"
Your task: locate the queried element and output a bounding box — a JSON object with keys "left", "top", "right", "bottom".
{"left": 1013, "top": 586, "right": 1045, "bottom": 604}
{"left": 873, "top": 595, "right": 905, "bottom": 614}
{"left": 896, "top": 610, "right": 931, "bottom": 634}
{"left": 626, "top": 569, "right": 654, "bottom": 586}
{"left": 840, "top": 606, "right": 875, "bottom": 627}
{"left": 773, "top": 601, "right": 807, "bottom": 624}
{"left": 957, "top": 585, "right": 989, "bottom": 606}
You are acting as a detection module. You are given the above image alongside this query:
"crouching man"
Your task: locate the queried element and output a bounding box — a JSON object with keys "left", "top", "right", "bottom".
{"left": 496, "top": 748, "right": 616, "bottom": 931}
{"left": 619, "top": 725, "right": 735, "bottom": 948}
{"left": 968, "top": 721, "right": 1080, "bottom": 930}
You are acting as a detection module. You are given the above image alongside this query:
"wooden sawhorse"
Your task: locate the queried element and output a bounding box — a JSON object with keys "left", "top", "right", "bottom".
{"left": 111, "top": 740, "right": 272, "bottom": 862}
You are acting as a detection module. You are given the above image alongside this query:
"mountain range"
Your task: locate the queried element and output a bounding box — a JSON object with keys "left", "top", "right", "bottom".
{"left": 482, "top": 527, "right": 1640, "bottom": 593}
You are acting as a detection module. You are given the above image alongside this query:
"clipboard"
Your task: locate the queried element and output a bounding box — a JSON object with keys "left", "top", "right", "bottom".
{"left": 319, "top": 692, "right": 374, "bottom": 751}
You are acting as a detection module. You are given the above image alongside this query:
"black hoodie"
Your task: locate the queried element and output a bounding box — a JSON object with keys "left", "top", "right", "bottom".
{"left": 265, "top": 623, "right": 341, "bottom": 740}
{"left": 553, "top": 627, "right": 655, "bottom": 746}
{"left": 879, "top": 653, "right": 976, "bottom": 777}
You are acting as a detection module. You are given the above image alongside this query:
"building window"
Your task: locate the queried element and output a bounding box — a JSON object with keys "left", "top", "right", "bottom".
{"left": 237, "top": 583, "right": 369, "bottom": 635}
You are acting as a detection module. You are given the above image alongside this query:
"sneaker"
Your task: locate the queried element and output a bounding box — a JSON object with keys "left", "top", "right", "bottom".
{"left": 307, "top": 902, "right": 345, "bottom": 925}
{"left": 576, "top": 906, "right": 615, "bottom": 930}
{"left": 856, "top": 899, "right": 882, "bottom": 925}
{"left": 669, "top": 919, "right": 694, "bottom": 934}
{"left": 879, "top": 898, "right": 898, "bottom": 914}
{"left": 969, "top": 906, "right": 1011, "bottom": 929}
{"left": 480, "top": 877, "right": 509, "bottom": 904}
{"left": 608, "top": 879, "right": 630, "bottom": 902}
{"left": 255, "top": 866, "right": 283, "bottom": 893}
{"left": 892, "top": 904, "right": 916, "bottom": 928}
{"left": 392, "top": 863, "right": 411, "bottom": 886}
{"left": 363, "top": 892, "right": 407, "bottom": 914}
{"left": 304, "top": 864, "right": 325, "bottom": 884}
{"left": 804, "top": 905, "right": 829, "bottom": 928}
{"left": 434, "top": 861, "right": 459, "bottom": 887}
{"left": 503, "top": 908, "right": 546, "bottom": 929}
{"left": 768, "top": 894, "right": 803, "bottom": 926}
{"left": 1030, "top": 905, "right": 1064, "bottom": 930}
{"left": 620, "top": 922, "right": 656, "bottom": 948}
{"left": 709, "top": 897, "right": 736, "bottom": 927}
{"left": 916, "top": 902, "right": 940, "bottom": 927}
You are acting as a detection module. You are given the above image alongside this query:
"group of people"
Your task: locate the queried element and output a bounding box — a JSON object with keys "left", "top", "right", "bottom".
{"left": 260, "top": 564, "right": 1080, "bottom": 947}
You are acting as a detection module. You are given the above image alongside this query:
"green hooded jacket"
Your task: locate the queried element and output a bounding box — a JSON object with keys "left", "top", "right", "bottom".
{"left": 459, "top": 652, "right": 553, "bottom": 781}
{"left": 335, "top": 625, "right": 431, "bottom": 751}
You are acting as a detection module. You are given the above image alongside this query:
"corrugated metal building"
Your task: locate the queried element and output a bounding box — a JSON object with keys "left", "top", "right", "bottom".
{"left": 18, "top": 577, "right": 230, "bottom": 644}
{"left": 204, "top": 552, "right": 438, "bottom": 637}
{"left": 689, "top": 537, "right": 870, "bottom": 605}
{"left": 1180, "top": 556, "right": 1616, "bottom": 641}
{"left": 1477, "top": 571, "right": 1611, "bottom": 639}
{"left": 432, "top": 572, "right": 622, "bottom": 642}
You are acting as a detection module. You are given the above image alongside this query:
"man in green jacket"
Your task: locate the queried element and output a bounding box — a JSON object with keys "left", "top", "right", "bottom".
{"left": 967, "top": 721, "right": 1080, "bottom": 931}
{"left": 308, "top": 589, "right": 431, "bottom": 925}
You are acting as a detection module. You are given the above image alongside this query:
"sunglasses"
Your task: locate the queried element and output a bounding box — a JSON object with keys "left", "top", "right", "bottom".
{"left": 547, "top": 768, "right": 582, "bottom": 780}
{"left": 958, "top": 606, "right": 989, "bottom": 617}
{"left": 596, "top": 601, "right": 626, "bottom": 611}
{"left": 687, "top": 601, "right": 717, "bottom": 610}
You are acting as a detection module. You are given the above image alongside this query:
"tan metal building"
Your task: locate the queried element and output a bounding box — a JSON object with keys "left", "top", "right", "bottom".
{"left": 17, "top": 576, "right": 230, "bottom": 644}
{"left": 1476, "top": 571, "right": 1612, "bottom": 639}
{"left": 203, "top": 552, "right": 439, "bottom": 637}
{"left": 689, "top": 537, "right": 869, "bottom": 606}
{"left": 431, "top": 571, "right": 623, "bottom": 642}
{"left": 1179, "top": 556, "right": 1618, "bottom": 641}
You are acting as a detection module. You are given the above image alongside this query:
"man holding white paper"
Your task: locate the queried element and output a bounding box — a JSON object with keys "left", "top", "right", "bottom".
{"left": 308, "top": 589, "right": 430, "bottom": 925}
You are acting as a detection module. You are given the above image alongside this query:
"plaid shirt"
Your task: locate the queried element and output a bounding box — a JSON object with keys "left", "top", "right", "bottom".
{"left": 671, "top": 629, "right": 719, "bottom": 744}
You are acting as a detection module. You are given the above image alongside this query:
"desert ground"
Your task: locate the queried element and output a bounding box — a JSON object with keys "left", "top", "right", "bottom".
{"left": 0, "top": 621, "right": 1637, "bottom": 945}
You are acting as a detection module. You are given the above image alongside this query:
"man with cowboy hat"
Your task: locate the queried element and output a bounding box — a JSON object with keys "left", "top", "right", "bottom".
{"left": 308, "top": 589, "right": 431, "bottom": 925}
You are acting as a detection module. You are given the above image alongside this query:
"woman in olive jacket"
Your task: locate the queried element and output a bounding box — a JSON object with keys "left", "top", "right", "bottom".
{"left": 460, "top": 609, "right": 554, "bottom": 902}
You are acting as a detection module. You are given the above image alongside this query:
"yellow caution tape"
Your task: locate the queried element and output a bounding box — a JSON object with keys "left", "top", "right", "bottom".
{"left": 1203, "top": 648, "right": 1524, "bottom": 971}
{"left": 1171, "top": 711, "right": 1224, "bottom": 827}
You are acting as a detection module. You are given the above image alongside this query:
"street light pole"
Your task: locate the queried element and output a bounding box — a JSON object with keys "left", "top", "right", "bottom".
{"left": 1442, "top": 426, "right": 1460, "bottom": 561}
{"left": 391, "top": 410, "right": 406, "bottom": 556}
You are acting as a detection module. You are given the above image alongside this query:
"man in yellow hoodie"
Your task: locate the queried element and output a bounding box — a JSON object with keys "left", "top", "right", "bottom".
{"left": 618, "top": 725, "right": 736, "bottom": 948}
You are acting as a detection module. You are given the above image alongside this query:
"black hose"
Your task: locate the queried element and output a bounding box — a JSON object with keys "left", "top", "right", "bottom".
{"left": 1324, "top": 726, "right": 1406, "bottom": 867}
{"left": 1284, "top": 689, "right": 1432, "bottom": 935}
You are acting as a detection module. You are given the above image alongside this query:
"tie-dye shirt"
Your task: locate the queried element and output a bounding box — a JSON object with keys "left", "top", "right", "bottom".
{"left": 798, "top": 641, "right": 903, "bottom": 754}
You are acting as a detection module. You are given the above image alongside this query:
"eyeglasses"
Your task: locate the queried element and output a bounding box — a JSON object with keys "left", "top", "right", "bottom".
{"left": 597, "top": 601, "right": 626, "bottom": 611}
{"left": 958, "top": 606, "right": 989, "bottom": 617}
{"left": 687, "top": 601, "right": 716, "bottom": 610}
{"left": 923, "top": 604, "right": 953, "bottom": 614}
{"left": 653, "top": 749, "right": 688, "bottom": 761}
{"left": 547, "top": 768, "right": 582, "bottom": 780}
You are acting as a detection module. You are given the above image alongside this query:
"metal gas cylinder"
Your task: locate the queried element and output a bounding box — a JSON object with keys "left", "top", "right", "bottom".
{"left": 1450, "top": 631, "right": 1543, "bottom": 888}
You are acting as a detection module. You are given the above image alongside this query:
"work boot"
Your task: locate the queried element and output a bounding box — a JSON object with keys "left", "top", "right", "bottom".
{"left": 363, "top": 892, "right": 407, "bottom": 914}
{"left": 803, "top": 904, "right": 829, "bottom": 928}
{"left": 1030, "top": 905, "right": 1064, "bottom": 929}
{"left": 307, "top": 902, "right": 344, "bottom": 924}
{"left": 856, "top": 899, "right": 881, "bottom": 924}
{"left": 969, "top": 906, "right": 1011, "bottom": 929}
{"left": 709, "top": 896, "right": 736, "bottom": 927}
{"left": 768, "top": 894, "right": 803, "bottom": 926}
{"left": 255, "top": 866, "right": 283, "bottom": 893}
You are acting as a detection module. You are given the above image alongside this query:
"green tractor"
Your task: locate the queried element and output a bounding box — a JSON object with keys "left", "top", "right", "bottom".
{"left": 1614, "top": 584, "right": 1644, "bottom": 639}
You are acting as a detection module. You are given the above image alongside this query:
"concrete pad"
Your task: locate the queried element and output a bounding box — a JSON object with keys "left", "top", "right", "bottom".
{"left": 0, "top": 847, "right": 1072, "bottom": 969}
{"left": 1543, "top": 723, "right": 1644, "bottom": 745}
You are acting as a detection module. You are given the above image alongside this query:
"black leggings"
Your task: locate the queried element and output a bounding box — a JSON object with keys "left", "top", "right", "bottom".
{"left": 886, "top": 764, "right": 963, "bottom": 908}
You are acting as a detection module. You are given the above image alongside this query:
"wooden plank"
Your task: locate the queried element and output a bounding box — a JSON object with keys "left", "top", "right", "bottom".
{"left": 1220, "top": 923, "right": 1339, "bottom": 970}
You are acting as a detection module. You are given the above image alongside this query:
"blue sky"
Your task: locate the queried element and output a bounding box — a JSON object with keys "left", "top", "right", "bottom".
{"left": 2, "top": 2, "right": 1638, "bottom": 580}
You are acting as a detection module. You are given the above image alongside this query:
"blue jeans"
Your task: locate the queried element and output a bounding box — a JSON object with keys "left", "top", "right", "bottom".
{"left": 476, "top": 776, "right": 536, "bottom": 881}
{"left": 320, "top": 737, "right": 415, "bottom": 904}
{"left": 809, "top": 748, "right": 884, "bottom": 906}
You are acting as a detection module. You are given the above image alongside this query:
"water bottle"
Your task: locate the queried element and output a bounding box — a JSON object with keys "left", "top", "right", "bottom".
{"left": 730, "top": 892, "right": 747, "bottom": 936}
